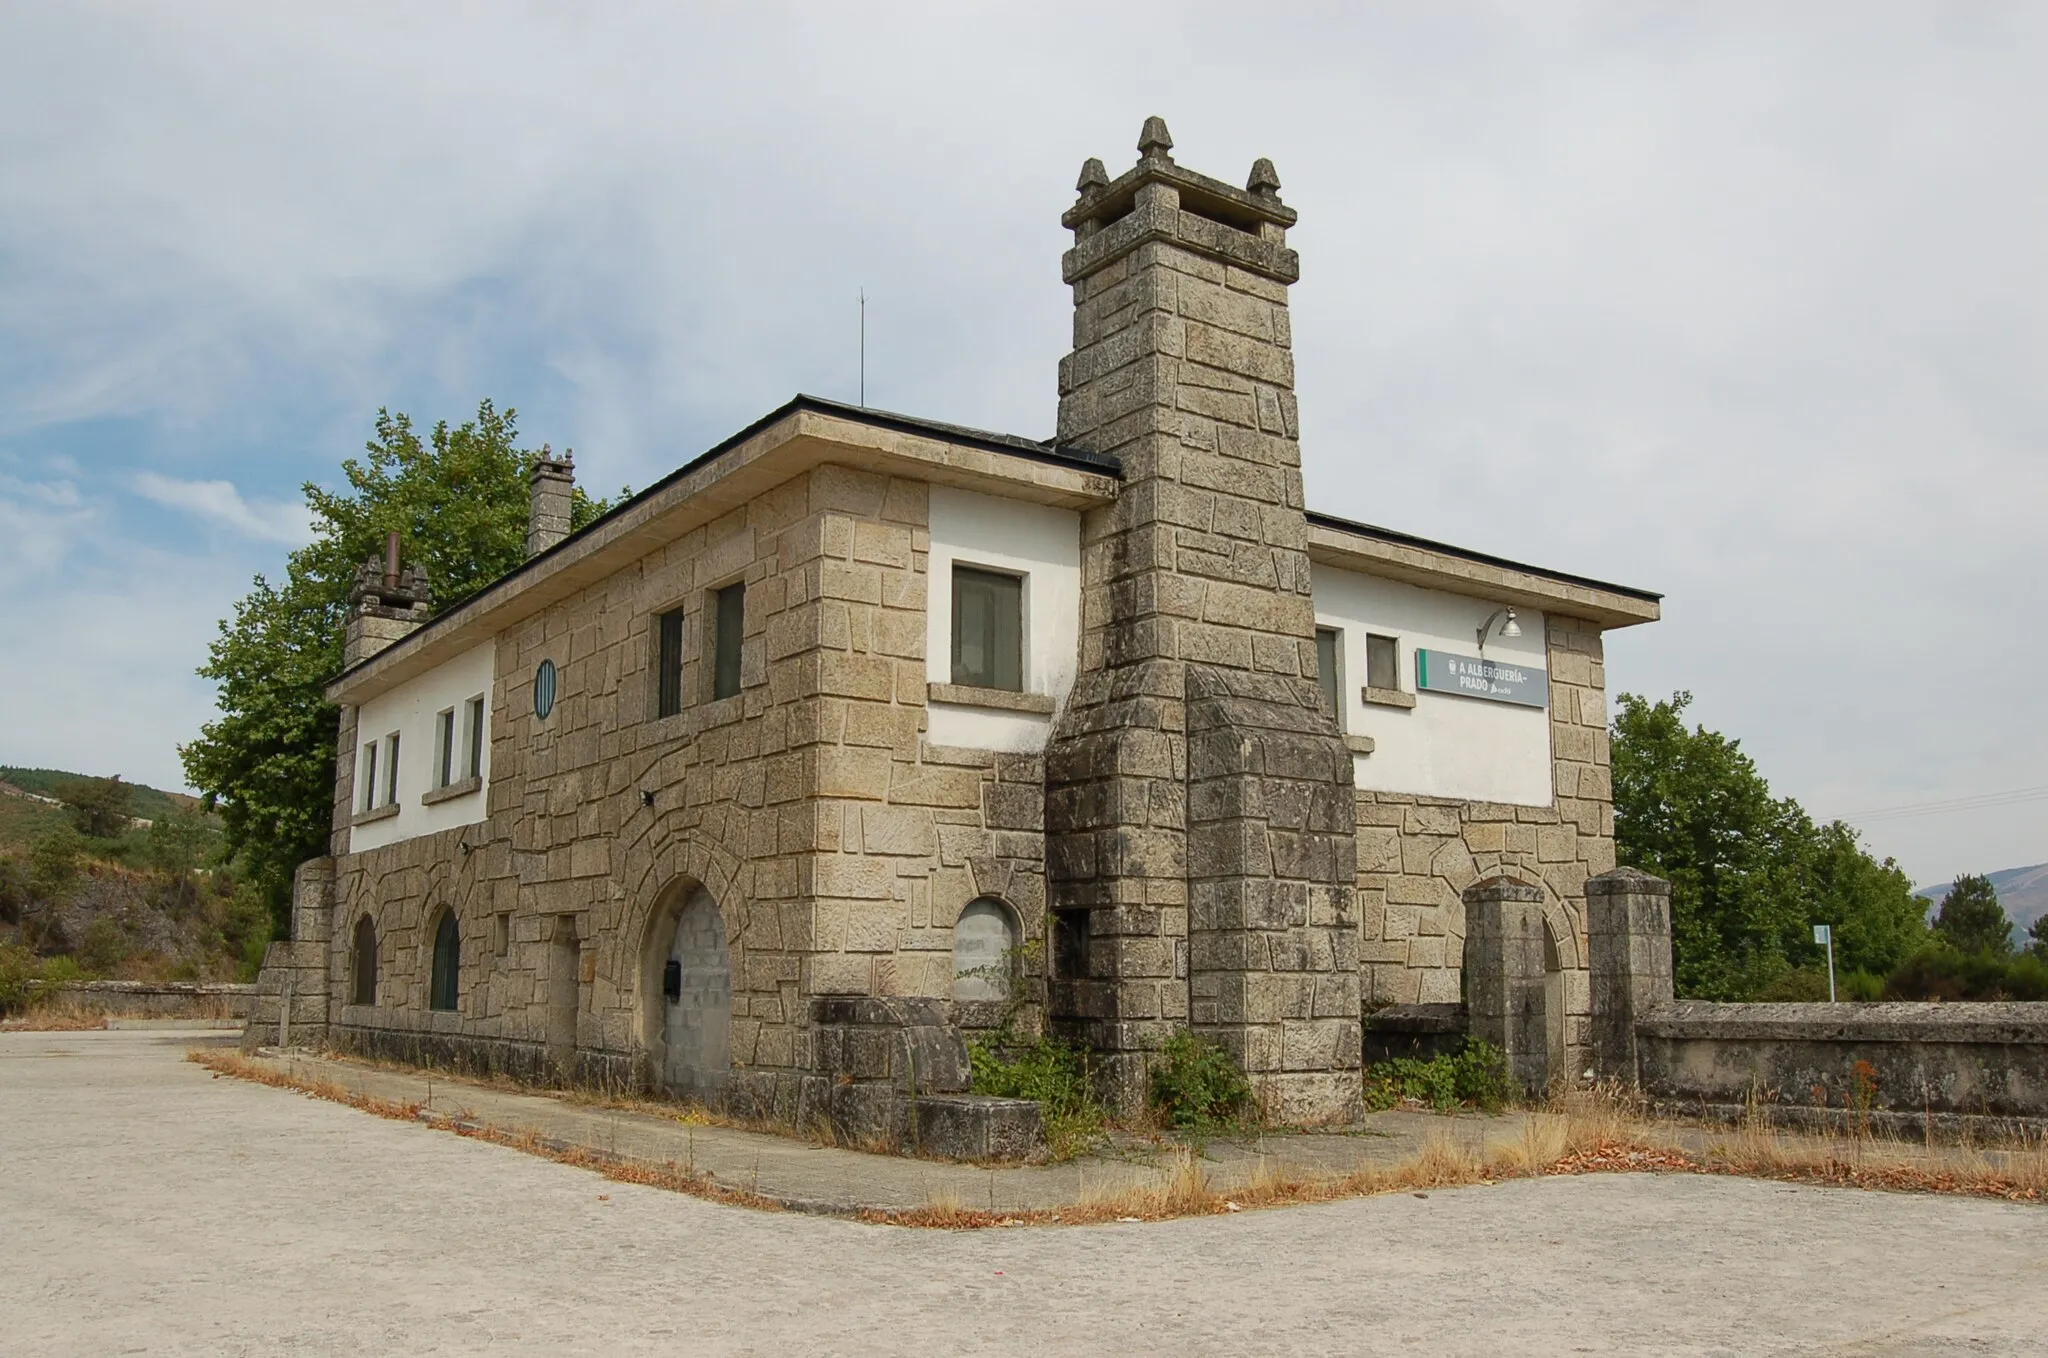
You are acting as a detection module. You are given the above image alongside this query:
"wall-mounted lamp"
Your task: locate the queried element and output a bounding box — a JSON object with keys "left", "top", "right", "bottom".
{"left": 1476, "top": 607, "right": 1522, "bottom": 653}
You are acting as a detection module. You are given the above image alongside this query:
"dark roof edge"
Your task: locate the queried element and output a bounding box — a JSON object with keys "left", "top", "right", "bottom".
{"left": 328, "top": 396, "right": 1121, "bottom": 690}
{"left": 1305, "top": 509, "right": 1663, "bottom": 603}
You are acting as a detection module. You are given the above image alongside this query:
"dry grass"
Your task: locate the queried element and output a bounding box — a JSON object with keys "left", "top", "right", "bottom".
{"left": 1, "top": 999, "right": 110, "bottom": 1031}
{"left": 196, "top": 1049, "right": 2047, "bottom": 1229}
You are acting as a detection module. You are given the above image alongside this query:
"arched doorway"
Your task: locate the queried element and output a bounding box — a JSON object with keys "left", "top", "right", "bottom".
{"left": 657, "top": 885, "right": 731, "bottom": 1099}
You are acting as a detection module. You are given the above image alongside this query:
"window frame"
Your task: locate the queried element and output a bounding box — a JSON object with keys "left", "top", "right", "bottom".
{"left": 382, "top": 731, "right": 401, "bottom": 807}
{"left": 359, "top": 742, "right": 379, "bottom": 812}
{"left": 429, "top": 909, "right": 461, "bottom": 1012}
{"left": 434, "top": 707, "right": 456, "bottom": 789}
{"left": 710, "top": 581, "right": 745, "bottom": 702}
{"left": 1365, "top": 633, "right": 1400, "bottom": 694}
{"left": 950, "top": 563, "right": 1026, "bottom": 693}
{"left": 656, "top": 604, "right": 688, "bottom": 717}
{"left": 351, "top": 914, "right": 378, "bottom": 1006}
{"left": 464, "top": 695, "right": 486, "bottom": 781}
{"left": 1314, "top": 626, "right": 1344, "bottom": 730}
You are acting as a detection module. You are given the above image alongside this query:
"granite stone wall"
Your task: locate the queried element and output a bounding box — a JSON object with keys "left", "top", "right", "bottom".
{"left": 1355, "top": 614, "right": 1614, "bottom": 1078}
{"left": 314, "top": 465, "right": 1049, "bottom": 1094}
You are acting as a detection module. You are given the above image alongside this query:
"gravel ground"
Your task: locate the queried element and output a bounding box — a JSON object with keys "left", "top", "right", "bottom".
{"left": 4, "top": 1029, "right": 2045, "bottom": 1356}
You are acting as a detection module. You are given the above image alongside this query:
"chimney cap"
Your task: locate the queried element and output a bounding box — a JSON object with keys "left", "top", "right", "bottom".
{"left": 1247, "top": 158, "right": 1282, "bottom": 199}
{"left": 1137, "top": 116, "right": 1174, "bottom": 161}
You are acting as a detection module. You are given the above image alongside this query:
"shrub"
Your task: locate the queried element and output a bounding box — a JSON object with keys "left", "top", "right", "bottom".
{"left": 1364, "top": 1038, "right": 1516, "bottom": 1112}
{"left": 1883, "top": 944, "right": 2048, "bottom": 1001}
{"left": 0, "top": 942, "right": 36, "bottom": 1014}
{"left": 1756, "top": 967, "right": 1885, "bottom": 1002}
{"left": 967, "top": 1033, "right": 1104, "bottom": 1159}
{"left": 1147, "top": 1030, "right": 1255, "bottom": 1131}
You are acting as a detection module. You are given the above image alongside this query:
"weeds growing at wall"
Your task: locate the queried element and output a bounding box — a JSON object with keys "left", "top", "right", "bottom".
{"left": 966, "top": 1033, "right": 1104, "bottom": 1160}
{"left": 1147, "top": 1030, "right": 1256, "bottom": 1132}
{"left": 1363, "top": 1037, "right": 1515, "bottom": 1113}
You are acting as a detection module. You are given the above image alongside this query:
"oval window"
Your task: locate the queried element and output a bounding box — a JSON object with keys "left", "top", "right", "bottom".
{"left": 534, "top": 659, "right": 557, "bottom": 720}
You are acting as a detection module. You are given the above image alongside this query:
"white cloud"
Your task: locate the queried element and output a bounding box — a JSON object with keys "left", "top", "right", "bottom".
{"left": 0, "top": 3, "right": 2043, "bottom": 880}
{"left": 132, "top": 471, "right": 312, "bottom": 546}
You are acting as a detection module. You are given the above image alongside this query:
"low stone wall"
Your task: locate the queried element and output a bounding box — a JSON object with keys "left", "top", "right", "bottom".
{"left": 52, "top": 980, "right": 253, "bottom": 1021}
{"left": 1636, "top": 1001, "right": 2048, "bottom": 1137}
{"left": 1363, "top": 1003, "right": 1468, "bottom": 1065}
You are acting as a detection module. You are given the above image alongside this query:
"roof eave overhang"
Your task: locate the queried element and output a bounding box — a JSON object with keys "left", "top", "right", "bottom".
{"left": 325, "top": 405, "right": 1121, "bottom": 707}
{"left": 1305, "top": 518, "right": 1661, "bottom": 630}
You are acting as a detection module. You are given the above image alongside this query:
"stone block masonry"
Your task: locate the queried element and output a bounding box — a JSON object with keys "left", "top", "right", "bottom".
{"left": 1047, "top": 119, "right": 1361, "bottom": 1122}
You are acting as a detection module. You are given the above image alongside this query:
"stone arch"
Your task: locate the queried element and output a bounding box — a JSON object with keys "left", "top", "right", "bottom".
{"left": 636, "top": 878, "right": 732, "bottom": 1099}
{"left": 350, "top": 913, "right": 378, "bottom": 1006}
{"left": 952, "top": 897, "right": 1021, "bottom": 1002}
{"left": 427, "top": 905, "right": 461, "bottom": 1012}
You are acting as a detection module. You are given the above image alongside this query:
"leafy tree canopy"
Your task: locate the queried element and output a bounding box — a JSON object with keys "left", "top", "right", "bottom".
{"left": 1931, "top": 873, "right": 2012, "bottom": 956}
{"left": 1612, "top": 691, "right": 1928, "bottom": 998}
{"left": 181, "top": 402, "right": 615, "bottom": 930}
{"left": 59, "top": 776, "right": 136, "bottom": 839}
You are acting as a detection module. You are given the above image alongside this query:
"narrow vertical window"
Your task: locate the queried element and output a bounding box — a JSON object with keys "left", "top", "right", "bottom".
{"left": 351, "top": 915, "right": 378, "bottom": 1006}
{"left": 429, "top": 910, "right": 460, "bottom": 1012}
{"left": 465, "top": 696, "right": 486, "bottom": 781}
{"left": 657, "top": 606, "right": 687, "bottom": 717}
{"left": 712, "top": 582, "right": 745, "bottom": 701}
{"left": 435, "top": 708, "right": 455, "bottom": 789}
{"left": 384, "top": 732, "right": 401, "bottom": 806}
{"left": 951, "top": 565, "right": 1023, "bottom": 691}
{"left": 1315, "top": 627, "right": 1343, "bottom": 728}
{"left": 360, "top": 743, "right": 378, "bottom": 812}
{"left": 1366, "top": 633, "right": 1400, "bottom": 693}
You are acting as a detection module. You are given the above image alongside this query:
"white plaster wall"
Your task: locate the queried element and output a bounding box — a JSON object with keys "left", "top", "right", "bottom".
{"left": 348, "top": 641, "right": 495, "bottom": 852}
{"left": 924, "top": 485, "right": 1081, "bottom": 753}
{"left": 1311, "top": 566, "right": 1553, "bottom": 807}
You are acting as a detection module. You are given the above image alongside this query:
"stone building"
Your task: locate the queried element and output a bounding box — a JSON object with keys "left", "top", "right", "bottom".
{"left": 251, "top": 119, "right": 1658, "bottom": 1129}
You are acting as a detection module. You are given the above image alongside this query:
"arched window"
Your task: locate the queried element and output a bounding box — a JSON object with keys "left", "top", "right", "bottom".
{"left": 351, "top": 915, "right": 378, "bottom": 1006}
{"left": 429, "top": 910, "right": 461, "bottom": 1012}
{"left": 953, "top": 898, "right": 1019, "bottom": 1002}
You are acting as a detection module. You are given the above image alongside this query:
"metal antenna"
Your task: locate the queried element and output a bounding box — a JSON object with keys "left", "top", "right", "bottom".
{"left": 859, "top": 288, "right": 866, "bottom": 408}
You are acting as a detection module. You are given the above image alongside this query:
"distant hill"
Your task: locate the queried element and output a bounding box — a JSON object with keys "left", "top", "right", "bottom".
{"left": 1916, "top": 863, "right": 2048, "bottom": 935}
{"left": 0, "top": 767, "right": 212, "bottom": 853}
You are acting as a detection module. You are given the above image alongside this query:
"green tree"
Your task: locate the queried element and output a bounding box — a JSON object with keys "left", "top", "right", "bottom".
{"left": 181, "top": 402, "right": 614, "bottom": 933}
{"left": 60, "top": 776, "right": 135, "bottom": 839}
{"left": 1931, "top": 873, "right": 2011, "bottom": 956}
{"left": 2027, "top": 913, "right": 2048, "bottom": 960}
{"left": 1612, "top": 692, "right": 1928, "bottom": 998}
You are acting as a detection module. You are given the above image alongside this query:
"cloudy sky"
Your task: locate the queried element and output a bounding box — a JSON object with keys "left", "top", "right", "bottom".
{"left": 3, "top": 3, "right": 2043, "bottom": 886}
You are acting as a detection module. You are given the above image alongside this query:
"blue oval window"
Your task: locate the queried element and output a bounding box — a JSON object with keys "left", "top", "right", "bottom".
{"left": 534, "top": 659, "right": 557, "bottom": 720}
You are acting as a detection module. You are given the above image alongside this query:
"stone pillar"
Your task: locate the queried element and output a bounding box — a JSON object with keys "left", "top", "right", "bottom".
{"left": 244, "top": 857, "right": 336, "bottom": 1050}
{"left": 1462, "top": 876, "right": 1548, "bottom": 1093}
{"left": 1044, "top": 117, "right": 1359, "bottom": 1121}
{"left": 1586, "top": 867, "right": 1674, "bottom": 1084}
{"left": 527, "top": 446, "right": 575, "bottom": 558}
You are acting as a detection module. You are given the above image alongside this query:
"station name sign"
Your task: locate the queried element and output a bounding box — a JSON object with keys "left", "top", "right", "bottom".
{"left": 1414, "top": 649, "right": 1547, "bottom": 708}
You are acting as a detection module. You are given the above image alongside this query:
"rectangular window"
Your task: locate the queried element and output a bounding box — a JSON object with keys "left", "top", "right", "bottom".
{"left": 383, "top": 732, "right": 401, "bottom": 806}
{"left": 465, "top": 695, "right": 486, "bottom": 781}
{"left": 1315, "top": 627, "right": 1343, "bottom": 728}
{"left": 435, "top": 708, "right": 456, "bottom": 789}
{"left": 712, "top": 582, "right": 745, "bottom": 701}
{"left": 1366, "top": 633, "right": 1400, "bottom": 693}
{"left": 951, "top": 565, "right": 1023, "bottom": 692}
{"left": 360, "top": 742, "right": 378, "bottom": 812}
{"left": 656, "top": 606, "right": 687, "bottom": 717}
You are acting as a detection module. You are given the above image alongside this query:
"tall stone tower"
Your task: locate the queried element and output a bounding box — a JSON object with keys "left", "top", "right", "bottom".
{"left": 1045, "top": 118, "right": 1362, "bottom": 1122}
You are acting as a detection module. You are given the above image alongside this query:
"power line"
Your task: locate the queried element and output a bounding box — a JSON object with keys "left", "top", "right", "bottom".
{"left": 1838, "top": 785, "right": 2048, "bottom": 824}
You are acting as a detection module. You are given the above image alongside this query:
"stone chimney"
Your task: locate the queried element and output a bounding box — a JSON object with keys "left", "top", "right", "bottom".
{"left": 342, "top": 530, "right": 431, "bottom": 668}
{"left": 1044, "top": 119, "right": 1360, "bottom": 1122}
{"left": 527, "top": 445, "right": 575, "bottom": 558}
